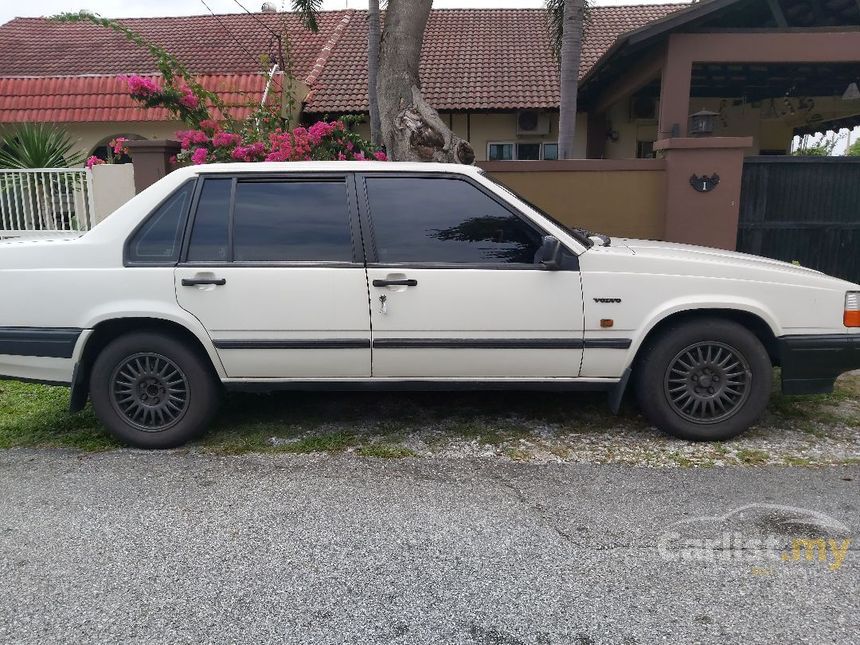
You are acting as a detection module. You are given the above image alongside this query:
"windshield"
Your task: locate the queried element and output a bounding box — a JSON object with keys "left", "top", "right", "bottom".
{"left": 479, "top": 170, "right": 594, "bottom": 247}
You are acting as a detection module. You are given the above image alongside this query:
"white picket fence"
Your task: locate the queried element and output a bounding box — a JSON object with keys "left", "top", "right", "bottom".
{"left": 0, "top": 168, "right": 96, "bottom": 238}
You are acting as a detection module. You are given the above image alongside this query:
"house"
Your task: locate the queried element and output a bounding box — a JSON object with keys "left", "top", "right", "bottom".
{"left": 0, "top": 0, "right": 858, "bottom": 162}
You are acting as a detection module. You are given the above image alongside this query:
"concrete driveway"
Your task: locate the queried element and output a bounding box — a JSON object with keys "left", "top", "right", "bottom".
{"left": 0, "top": 449, "right": 857, "bottom": 644}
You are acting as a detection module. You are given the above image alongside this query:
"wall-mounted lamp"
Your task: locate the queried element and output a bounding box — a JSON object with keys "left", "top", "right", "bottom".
{"left": 688, "top": 109, "right": 719, "bottom": 137}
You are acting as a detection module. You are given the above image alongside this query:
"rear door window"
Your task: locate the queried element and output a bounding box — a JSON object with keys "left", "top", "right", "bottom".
{"left": 184, "top": 177, "right": 355, "bottom": 263}
{"left": 233, "top": 180, "right": 353, "bottom": 262}
{"left": 186, "top": 178, "right": 232, "bottom": 262}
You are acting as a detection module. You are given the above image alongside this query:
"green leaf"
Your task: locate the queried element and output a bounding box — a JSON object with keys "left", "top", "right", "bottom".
{"left": 291, "top": 0, "right": 324, "bottom": 33}
{"left": 0, "top": 123, "right": 85, "bottom": 169}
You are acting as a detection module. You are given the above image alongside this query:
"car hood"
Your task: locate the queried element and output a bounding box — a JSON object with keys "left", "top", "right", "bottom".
{"left": 606, "top": 237, "right": 858, "bottom": 288}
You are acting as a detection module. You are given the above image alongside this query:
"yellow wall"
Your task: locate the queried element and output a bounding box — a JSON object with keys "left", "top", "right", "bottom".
{"left": 484, "top": 163, "right": 667, "bottom": 240}
{"left": 352, "top": 111, "right": 586, "bottom": 161}
{"left": 63, "top": 121, "right": 185, "bottom": 164}
{"left": 601, "top": 95, "right": 859, "bottom": 158}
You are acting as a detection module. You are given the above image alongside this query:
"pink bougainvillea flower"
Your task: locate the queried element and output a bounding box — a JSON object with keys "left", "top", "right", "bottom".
{"left": 198, "top": 120, "right": 220, "bottom": 134}
{"left": 124, "top": 75, "right": 159, "bottom": 97}
{"left": 212, "top": 132, "right": 241, "bottom": 148}
{"left": 176, "top": 129, "right": 210, "bottom": 150}
{"left": 308, "top": 121, "right": 335, "bottom": 144}
{"left": 85, "top": 155, "right": 105, "bottom": 169}
{"left": 178, "top": 86, "right": 200, "bottom": 110}
{"left": 231, "top": 142, "right": 266, "bottom": 162}
{"left": 373, "top": 150, "right": 388, "bottom": 161}
{"left": 354, "top": 151, "right": 365, "bottom": 161}
{"left": 110, "top": 137, "right": 128, "bottom": 156}
{"left": 191, "top": 147, "right": 209, "bottom": 165}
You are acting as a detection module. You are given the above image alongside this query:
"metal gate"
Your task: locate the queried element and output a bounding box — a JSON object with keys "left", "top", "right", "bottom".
{"left": 737, "top": 156, "right": 860, "bottom": 284}
{"left": 0, "top": 168, "right": 96, "bottom": 238}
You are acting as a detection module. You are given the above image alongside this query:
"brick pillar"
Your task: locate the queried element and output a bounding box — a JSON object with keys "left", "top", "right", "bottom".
{"left": 126, "top": 140, "right": 181, "bottom": 193}
{"left": 653, "top": 136, "right": 752, "bottom": 250}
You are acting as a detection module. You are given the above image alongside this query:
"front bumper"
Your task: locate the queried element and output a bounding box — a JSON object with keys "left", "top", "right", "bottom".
{"left": 778, "top": 333, "right": 860, "bottom": 395}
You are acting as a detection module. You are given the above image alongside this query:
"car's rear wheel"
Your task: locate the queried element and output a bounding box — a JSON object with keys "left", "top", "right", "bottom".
{"left": 635, "top": 318, "right": 772, "bottom": 441}
{"left": 90, "top": 331, "right": 219, "bottom": 448}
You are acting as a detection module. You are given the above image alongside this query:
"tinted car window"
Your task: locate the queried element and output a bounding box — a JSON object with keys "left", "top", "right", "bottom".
{"left": 126, "top": 181, "right": 194, "bottom": 264}
{"left": 187, "top": 178, "right": 231, "bottom": 262}
{"left": 365, "top": 177, "right": 543, "bottom": 264}
{"left": 233, "top": 180, "right": 353, "bottom": 262}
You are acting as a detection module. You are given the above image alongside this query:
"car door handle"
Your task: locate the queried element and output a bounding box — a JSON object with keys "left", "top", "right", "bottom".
{"left": 181, "top": 278, "right": 227, "bottom": 286}
{"left": 372, "top": 279, "right": 418, "bottom": 287}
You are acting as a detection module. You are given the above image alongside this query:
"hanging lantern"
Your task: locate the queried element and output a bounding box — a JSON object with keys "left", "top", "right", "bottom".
{"left": 688, "top": 109, "right": 719, "bottom": 137}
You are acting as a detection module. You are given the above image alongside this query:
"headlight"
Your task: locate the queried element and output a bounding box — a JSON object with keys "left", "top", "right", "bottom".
{"left": 846, "top": 292, "right": 860, "bottom": 327}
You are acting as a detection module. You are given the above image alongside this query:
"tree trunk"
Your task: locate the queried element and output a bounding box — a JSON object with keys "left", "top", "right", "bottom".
{"left": 558, "top": 0, "right": 585, "bottom": 159}
{"left": 367, "top": 0, "right": 382, "bottom": 147}
{"left": 377, "top": 0, "right": 474, "bottom": 164}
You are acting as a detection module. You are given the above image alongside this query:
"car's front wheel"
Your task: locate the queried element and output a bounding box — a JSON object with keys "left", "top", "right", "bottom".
{"left": 635, "top": 318, "right": 772, "bottom": 441}
{"left": 90, "top": 331, "right": 220, "bottom": 448}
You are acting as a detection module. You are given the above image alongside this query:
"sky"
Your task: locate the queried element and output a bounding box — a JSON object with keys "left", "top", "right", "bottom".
{"left": 0, "top": 0, "right": 689, "bottom": 24}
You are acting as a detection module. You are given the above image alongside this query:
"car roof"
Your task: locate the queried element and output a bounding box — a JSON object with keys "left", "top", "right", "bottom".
{"left": 187, "top": 161, "right": 483, "bottom": 177}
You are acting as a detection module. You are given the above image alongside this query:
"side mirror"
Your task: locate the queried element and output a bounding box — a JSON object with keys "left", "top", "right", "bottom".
{"left": 537, "top": 235, "right": 562, "bottom": 270}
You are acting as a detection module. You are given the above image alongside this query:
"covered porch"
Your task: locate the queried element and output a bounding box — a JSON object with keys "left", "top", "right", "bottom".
{"left": 581, "top": 0, "right": 860, "bottom": 159}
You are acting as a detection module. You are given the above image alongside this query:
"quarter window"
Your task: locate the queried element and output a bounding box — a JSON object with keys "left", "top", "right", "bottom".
{"left": 233, "top": 180, "right": 353, "bottom": 262}
{"left": 365, "top": 177, "right": 544, "bottom": 265}
{"left": 126, "top": 181, "right": 194, "bottom": 264}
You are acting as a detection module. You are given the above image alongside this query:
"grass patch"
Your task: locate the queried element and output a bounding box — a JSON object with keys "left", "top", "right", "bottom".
{"left": 505, "top": 447, "right": 533, "bottom": 462}
{"left": 736, "top": 448, "right": 770, "bottom": 465}
{"left": 0, "top": 381, "right": 117, "bottom": 451}
{"left": 356, "top": 443, "right": 416, "bottom": 459}
{"left": 0, "top": 370, "right": 856, "bottom": 457}
{"left": 280, "top": 432, "right": 358, "bottom": 454}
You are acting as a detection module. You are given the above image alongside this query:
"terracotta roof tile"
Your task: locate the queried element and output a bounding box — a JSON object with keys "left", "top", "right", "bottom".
{"left": 306, "top": 5, "right": 687, "bottom": 113}
{"left": 0, "top": 74, "right": 269, "bottom": 122}
{"left": 0, "top": 12, "right": 347, "bottom": 79}
{"left": 0, "top": 6, "right": 688, "bottom": 121}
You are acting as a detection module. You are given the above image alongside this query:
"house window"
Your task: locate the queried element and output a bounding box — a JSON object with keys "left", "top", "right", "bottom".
{"left": 488, "top": 142, "right": 560, "bottom": 161}
{"left": 517, "top": 143, "right": 542, "bottom": 160}
{"left": 488, "top": 143, "right": 514, "bottom": 161}
{"left": 636, "top": 140, "right": 655, "bottom": 159}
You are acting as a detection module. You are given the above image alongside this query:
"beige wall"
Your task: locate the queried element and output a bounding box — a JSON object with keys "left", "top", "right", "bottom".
{"left": 352, "top": 111, "right": 586, "bottom": 161}
{"left": 480, "top": 160, "right": 667, "bottom": 240}
{"left": 601, "top": 95, "right": 860, "bottom": 159}
{"left": 64, "top": 121, "right": 184, "bottom": 163}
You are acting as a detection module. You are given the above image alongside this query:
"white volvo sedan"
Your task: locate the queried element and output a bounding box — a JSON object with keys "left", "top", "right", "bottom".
{"left": 1, "top": 162, "right": 858, "bottom": 448}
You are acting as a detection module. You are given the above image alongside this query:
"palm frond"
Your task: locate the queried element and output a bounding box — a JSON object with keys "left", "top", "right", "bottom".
{"left": 291, "top": 0, "right": 324, "bottom": 32}
{"left": 546, "top": 0, "right": 565, "bottom": 58}
{"left": 0, "top": 123, "right": 85, "bottom": 169}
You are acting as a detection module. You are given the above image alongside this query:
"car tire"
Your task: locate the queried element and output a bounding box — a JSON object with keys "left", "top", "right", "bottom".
{"left": 89, "top": 331, "right": 220, "bottom": 449}
{"left": 634, "top": 318, "right": 772, "bottom": 441}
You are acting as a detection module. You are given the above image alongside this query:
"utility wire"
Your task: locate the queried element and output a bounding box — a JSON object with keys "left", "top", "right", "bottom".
{"left": 198, "top": 0, "right": 284, "bottom": 94}
{"left": 231, "top": 0, "right": 284, "bottom": 40}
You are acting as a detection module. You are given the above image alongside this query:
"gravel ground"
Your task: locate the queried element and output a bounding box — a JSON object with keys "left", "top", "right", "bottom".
{"left": 0, "top": 450, "right": 858, "bottom": 644}
{"left": 202, "top": 371, "right": 860, "bottom": 467}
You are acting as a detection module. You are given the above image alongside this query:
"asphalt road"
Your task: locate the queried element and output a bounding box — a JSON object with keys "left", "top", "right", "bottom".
{"left": 0, "top": 450, "right": 858, "bottom": 645}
